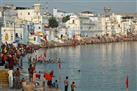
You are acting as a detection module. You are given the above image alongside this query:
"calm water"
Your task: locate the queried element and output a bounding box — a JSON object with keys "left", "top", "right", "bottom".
{"left": 22, "top": 42, "right": 137, "bottom": 91}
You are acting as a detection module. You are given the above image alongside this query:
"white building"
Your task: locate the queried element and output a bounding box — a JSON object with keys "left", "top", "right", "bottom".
{"left": 33, "top": 23, "right": 43, "bottom": 33}
{"left": 65, "top": 13, "right": 105, "bottom": 38}
{"left": 110, "top": 14, "right": 122, "bottom": 35}
{"left": 53, "top": 8, "right": 73, "bottom": 18}
{"left": 17, "top": 4, "right": 44, "bottom": 44}
{"left": 17, "top": 4, "right": 42, "bottom": 23}
{"left": 44, "top": 28, "right": 55, "bottom": 41}
{"left": 121, "top": 16, "right": 134, "bottom": 35}
{"left": 65, "top": 15, "right": 80, "bottom": 39}
{"left": 17, "top": 9, "right": 34, "bottom": 22}
{"left": 80, "top": 11, "right": 94, "bottom": 17}
{"left": 133, "top": 20, "right": 137, "bottom": 33}
{"left": 28, "top": 35, "right": 42, "bottom": 45}
{"left": 79, "top": 14, "right": 103, "bottom": 37}
{"left": 99, "top": 14, "right": 123, "bottom": 36}
{"left": 0, "top": 4, "right": 29, "bottom": 44}
{"left": 1, "top": 27, "right": 26, "bottom": 44}
{"left": 0, "top": 11, "right": 2, "bottom": 17}
{"left": 100, "top": 16, "right": 112, "bottom": 36}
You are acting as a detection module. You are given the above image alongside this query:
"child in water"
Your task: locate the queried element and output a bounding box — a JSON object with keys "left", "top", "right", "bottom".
{"left": 52, "top": 80, "right": 58, "bottom": 89}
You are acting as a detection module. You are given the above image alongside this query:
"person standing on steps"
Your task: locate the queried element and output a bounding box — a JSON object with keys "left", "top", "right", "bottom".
{"left": 15, "top": 68, "right": 20, "bottom": 89}
{"left": 8, "top": 69, "right": 13, "bottom": 88}
{"left": 64, "top": 76, "right": 69, "bottom": 91}
{"left": 28, "top": 64, "right": 34, "bottom": 82}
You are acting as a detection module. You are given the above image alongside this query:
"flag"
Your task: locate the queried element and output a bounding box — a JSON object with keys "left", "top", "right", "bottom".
{"left": 125, "top": 76, "right": 128, "bottom": 91}
{"left": 44, "top": 51, "right": 47, "bottom": 57}
{"left": 58, "top": 63, "right": 61, "bottom": 69}
{"left": 44, "top": 73, "right": 52, "bottom": 81}
{"left": 35, "top": 55, "right": 37, "bottom": 60}
{"left": 50, "top": 70, "right": 54, "bottom": 77}
{"left": 38, "top": 54, "right": 43, "bottom": 61}
{"left": 44, "top": 36, "right": 48, "bottom": 45}
{"left": 59, "top": 76, "right": 61, "bottom": 82}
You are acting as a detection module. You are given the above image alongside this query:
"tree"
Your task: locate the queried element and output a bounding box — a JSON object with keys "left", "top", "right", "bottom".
{"left": 48, "top": 17, "right": 59, "bottom": 28}
{"left": 62, "top": 15, "right": 70, "bottom": 23}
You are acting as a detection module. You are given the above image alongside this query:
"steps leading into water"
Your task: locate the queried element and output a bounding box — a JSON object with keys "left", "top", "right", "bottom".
{"left": 0, "top": 67, "right": 9, "bottom": 89}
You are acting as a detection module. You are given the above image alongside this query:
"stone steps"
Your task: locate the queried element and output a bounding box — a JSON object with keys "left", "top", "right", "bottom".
{"left": 0, "top": 70, "right": 9, "bottom": 89}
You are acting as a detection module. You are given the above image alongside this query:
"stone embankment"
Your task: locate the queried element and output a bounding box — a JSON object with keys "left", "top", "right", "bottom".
{"left": 40, "top": 34, "right": 137, "bottom": 48}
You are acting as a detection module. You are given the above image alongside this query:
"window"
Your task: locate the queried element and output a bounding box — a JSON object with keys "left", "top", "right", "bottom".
{"left": 11, "top": 34, "right": 13, "bottom": 41}
{"left": 20, "top": 33, "right": 22, "bottom": 39}
{"left": 15, "top": 33, "right": 19, "bottom": 38}
{"left": 89, "top": 27, "right": 91, "bottom": 30}
{"left": 39, "top": 27, "right": 41, "bottom": 29}
{"left": 28, "top": 12, "right": 30, "bottom": 15}
{"left": 72, "top": 20, "right": 75, "bottom": 24}
{"left": 118, "top": 24, "right": 120, "bottom": 28}
{"left": 34, "top": 37, "right": 36, "bottom": 41}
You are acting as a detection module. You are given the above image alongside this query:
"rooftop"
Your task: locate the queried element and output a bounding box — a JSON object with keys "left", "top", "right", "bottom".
{"left": 116, "top": 13, "right": 137, "bottom": 18}
{"left": 81, "top": 11, "right": 93, "bottom": 14}
{"left": 16, "top": 7, "right": 30, "bottom": 10}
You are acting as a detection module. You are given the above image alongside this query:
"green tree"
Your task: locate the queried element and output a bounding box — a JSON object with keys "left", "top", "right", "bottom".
{"left": 48, "top": 17, "right": 59, "bottom": 28}
{"left": 62, "top": 15, "right": 70, "bottom": 23}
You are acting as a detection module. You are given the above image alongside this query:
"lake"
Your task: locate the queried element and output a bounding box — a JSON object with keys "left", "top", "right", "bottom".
{"left": 22, "top": 41, "right": 137, "bottom": 91}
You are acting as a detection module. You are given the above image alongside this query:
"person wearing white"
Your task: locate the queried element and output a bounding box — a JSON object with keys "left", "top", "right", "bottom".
{"left": 8, "top": 70, "right": 13, "bottom": 88}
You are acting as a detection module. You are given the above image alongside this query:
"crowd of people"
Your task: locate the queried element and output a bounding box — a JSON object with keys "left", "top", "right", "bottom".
{"left": 0, "top": 43, "right": 77, "bottom": 91}
{"left": 27, "top": 55, "right": 77, "bottom": 91}
{"left": 27, "top": 57, "right": 60, "bottom": 90}
{"left": 0, "top": 43, "right": 37, "bottom": 89}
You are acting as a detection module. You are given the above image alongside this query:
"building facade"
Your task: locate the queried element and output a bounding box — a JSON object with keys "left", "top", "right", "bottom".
{"left": 66, "top": 15, "right": 80, "bottom": 39}
{"left": 17, "top": 4, "right": 44, "bottom": 44}
{"left": 80, "top": 14, "right": 103, "bottom": 37}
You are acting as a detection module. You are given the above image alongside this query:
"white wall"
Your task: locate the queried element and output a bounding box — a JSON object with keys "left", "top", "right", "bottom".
{"left": 1, "top": 27, "right": 15, "bottom": 43}
{"left": 1, "top": 27, "right": 27, "bottom": 44}
{"left": 29, "top": 35, "right": 41, "bottom": 45}
{"left": 34, "top": 24, "right": 43, "bottom": 33}
{"left": 17, "top": 9, "right": 35, "bottom": 21}
{"left": 53, "top": 8, "right": 58, "bottom": 17}
{"left": 0, "top": 11, "right": 2, "bottom": 17}
{"left": 66, "top": 15, "right": 80, "bottom": 35}
{"left": 53, "top": 8, "right": 73, "bottom": 18}
{"left": 44, "top": 30, "right": 55, "bottom": 41}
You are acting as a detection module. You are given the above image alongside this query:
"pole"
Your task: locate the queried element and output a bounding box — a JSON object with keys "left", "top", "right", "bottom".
{"left": 3, "top": 10, "right": 6, "bottom": 27}
{"left": 27, "top": 22, "right": 30, "bottom": 44}
{"left": 14, "top": 22, "right": 16, "bottom": 43}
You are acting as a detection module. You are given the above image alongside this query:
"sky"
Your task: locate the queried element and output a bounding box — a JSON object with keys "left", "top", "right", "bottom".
{"left": 0, "top": 0, "right": 137, "bottom": 13}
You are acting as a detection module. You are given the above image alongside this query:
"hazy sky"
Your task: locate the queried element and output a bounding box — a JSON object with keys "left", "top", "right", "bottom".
{"left": 0, "top": 0, "right": 137, "bottom": 13}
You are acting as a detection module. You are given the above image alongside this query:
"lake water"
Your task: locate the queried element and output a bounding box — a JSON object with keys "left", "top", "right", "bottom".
{"left": 22, "top": 42, "right": 137, "bottom": 91}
